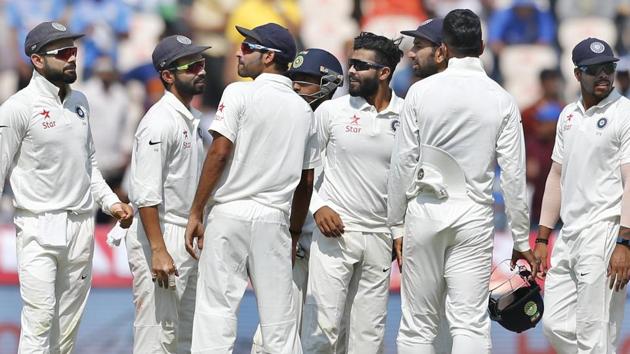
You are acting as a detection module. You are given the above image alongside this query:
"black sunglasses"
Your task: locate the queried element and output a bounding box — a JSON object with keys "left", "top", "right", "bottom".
{"left": 348, "top": 58, "right": 385, "bottom": 71}
{"left": 578, "top": 62, "right": 617, "bottom": 76}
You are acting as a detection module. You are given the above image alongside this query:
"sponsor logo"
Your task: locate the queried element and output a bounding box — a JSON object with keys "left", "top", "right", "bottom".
{"left": 391, "top": 119, "right": 400, "bottom": 132}
{"left": 39, "top": 109, "right": 51, "bottom": 119}
{"left": 75, "top": 106, "right": 86, "bottom": 119}
{"left": 345, "top": 114, "right": 361, "bottom": 133}
{"left": 149, "top": 140, "right": 161, "bottom": 145}
{"left": 597, "top": 117, "right": 608, "bottom": 129}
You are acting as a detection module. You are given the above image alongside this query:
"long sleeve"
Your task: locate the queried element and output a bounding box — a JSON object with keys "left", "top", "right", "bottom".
{"left": 387, "top": 94, "right": 421, "bottom": 230}
{"left": 88, "top": 126, "right": 120, "bottom": 215}
{"left": 496, "top": 101, "right": 530, "bottom": 252}
{"left": 0, "top": 101, "right": 28, "bottom": 196}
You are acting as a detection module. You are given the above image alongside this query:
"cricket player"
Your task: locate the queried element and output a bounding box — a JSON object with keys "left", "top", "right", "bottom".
{"left": 387, "top": 10, "right": 538, "bottom": 354}
{"left": 0, "top": 21, "right": 133, "bottom": 353}
{"left": 534, "top": 37, "right": 630, "bottom": 354}
{"left": 301, "top": 32, "right": 404, "bottom": 354}
{"left": 184, "top": 23, "right": 317, "bottom": 354}
{"left": 251, "top": 47, "right": 344, "bottom": 354}
{"left": 126, "top": 35, "right": 209, "bottom": 353}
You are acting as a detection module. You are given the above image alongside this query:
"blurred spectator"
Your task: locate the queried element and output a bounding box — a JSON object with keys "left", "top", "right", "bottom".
{"left": 360, "top": 0, "right": 427, "bottom": 38}
{"left": 526, "top": 102, "right": 562, "bottom": 226}
{"left": 488, "top": 0, "right": 556, "bottom": 56}
{"left": 223, "top": 0, "right": 301, "bottom": 84}
{"left": 555, "top": 0, "right": 619, "bottom": 19}
{"left": 185, "top": 0, "right": 240, "bottom": 110}
{"left": 521, "top": 68, "right": 565, "bottom": 140}
{"left": 617, "top": 55, "right": 630, "bottom": 98}
{"left": 69, "top": 0, "right": 132, "bottom": 79}
{"left": 423, "top": 0, "right": 486, "bottom": 18}
{"left": 78, "top": 56, "right": 137, "bottom": 222}
{"left": 5, "top": 0, "right": 68, "bottom": 89}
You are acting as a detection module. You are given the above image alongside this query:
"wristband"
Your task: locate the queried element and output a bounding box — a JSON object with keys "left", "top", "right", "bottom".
{"left": 535, "top": 238, "right": 548, "bottom": 245}
{"left": 616, "top": 237, "right": 630, "bottom": 246}
{"left": 289, "top": 229, "right": 301, "bottom": 235}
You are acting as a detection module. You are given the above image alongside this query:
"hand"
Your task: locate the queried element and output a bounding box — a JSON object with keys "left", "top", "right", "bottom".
{"left": 511, "top": 248, "right": 541, "bottom": 281}
{"left": 111, "top": 202, "right": 134, "bottom": 229}
{"left": 533, "top": 243, "right": 549, "bottom": 279}
{"left": 608, "top": 244, "right": 630, "bottom": 291}
{"left": 314, "top": 206, "right": 345, "bottom": 237}
{"left": 185, "top": 213, "right": 205, "bottom": 260}
{"left": 151, "top": 248, "right": 179, "bottom": 289}
{"left": 393, "top": 238, "right": 403, "bottom": 272}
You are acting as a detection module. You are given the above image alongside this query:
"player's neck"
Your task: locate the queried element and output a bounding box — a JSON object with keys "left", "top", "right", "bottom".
{"left": 581, "top": 91, "right": 609, "bottom": 111}
{"left": 365, "top": 86, "right": 392, "bottom": 113}
{"left": 170, "top": 89, "right": 192, "bottom": 109}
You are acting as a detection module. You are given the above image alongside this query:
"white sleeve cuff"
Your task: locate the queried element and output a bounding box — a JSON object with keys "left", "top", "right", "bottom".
{"left": 390, "top": 225, "right": 404, "bottom": 239}
{"left": 513, "top": 235, "right": 531, "bottom": 253}
{"left": 101, "top": 195, "right": 121, "bottom": 216}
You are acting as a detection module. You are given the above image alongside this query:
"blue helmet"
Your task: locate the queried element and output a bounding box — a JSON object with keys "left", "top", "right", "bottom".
{"left": 288, "top": 48, "right": 344, "bottom": 101}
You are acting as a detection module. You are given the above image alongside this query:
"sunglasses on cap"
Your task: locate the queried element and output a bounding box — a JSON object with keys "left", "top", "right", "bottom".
{"left": 168, "top": 58, "right": 206, "bottom": 75}
{"left": 240, "top": 42, "right": 282, "bottom": 55}
{"left": 40, "top": 46, "right": 77, "bottom": 61}
{"left": 348, "top": 58, "right": 385, "bottom": 71}
{"left": 578, "top": 62, "right": 617, "bottom": 76}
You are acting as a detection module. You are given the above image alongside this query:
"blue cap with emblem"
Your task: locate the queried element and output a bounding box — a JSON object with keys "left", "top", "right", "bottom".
{"left": 152, "top": 35, "right": 211, "bottom": 71}
{"left": 236, "top": 23, "right": 297, "bottom": 62}
{"left": 400, "top": 18, "right": 444, "bottom": 45}
{"left": 24, "top": 21, "right": 84, "bottom": 56}
{"left": 288, "top": 48, "right": 344, "bottom": 100}
{"left": 572, "top": 37, "right": 618, "bottom": 66}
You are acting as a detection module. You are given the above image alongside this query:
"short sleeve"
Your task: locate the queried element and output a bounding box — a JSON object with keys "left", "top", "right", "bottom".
{"left": 551, "top": 108, "right": 568, "bottom": 164}
{"left": 302, "top": 110, "right": 320, "bottom": 169}
{"left": 209, "top": 83, "right": 245, "bottom": 143}
{"left": 618, "top": 106, "right": 630, "bottom": 165}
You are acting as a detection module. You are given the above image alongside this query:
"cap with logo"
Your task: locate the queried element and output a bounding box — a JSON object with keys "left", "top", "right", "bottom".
{"left": 400, "top": 18, "right": 444, "bottom": 45}
{"left": 152, "top": 35, "right": 211, "bottom": 71}
{"left": 288, "top": 49, "right": 343, "bottom": 79}
{"left": 572, "top": 37, "right": 619, "bottom": 67}
{"left": 236, "top": 23, "right": 297, "bottom": 62}
{"left": 24, "top": 21, "right": 84, "bottom": 56}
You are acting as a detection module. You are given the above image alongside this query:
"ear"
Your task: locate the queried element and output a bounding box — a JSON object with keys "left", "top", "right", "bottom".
{"left": 435, "top": 45, "right": 446, "bottom": 65}
{"left": 161, "top": 70, "right": 175, "bottom": 85}
{"left": 31, "top": 54, "right": 45, "bottom": 70}
{"left": 574, "top": 68, "right": 581, "bottom": 82}
{"left": 379, "top": 66, "right": 392, "bottom": 82}
{"left": 262, "top": 51, "right": 276, "bottom": 66}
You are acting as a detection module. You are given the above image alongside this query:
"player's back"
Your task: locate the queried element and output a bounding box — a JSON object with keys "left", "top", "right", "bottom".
{"left": 210, "top": 73, "right": 317, "bottom": 213}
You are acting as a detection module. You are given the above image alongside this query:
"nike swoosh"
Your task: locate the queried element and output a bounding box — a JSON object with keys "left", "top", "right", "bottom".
{"left": 149, "top": 140, "right": 161, "bottom": 145}
{"left": 580, "top": 273, "right": 589, "bottom": 277}
{"left": 0, "top": 125, "right": 7, "bottom": 128}
{"left": 382, "top": 268, "right": 390, "bottom": 273}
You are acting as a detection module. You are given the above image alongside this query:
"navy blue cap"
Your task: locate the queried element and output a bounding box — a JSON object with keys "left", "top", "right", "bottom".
{"left": 25, "top": 21, "right": 84, "bottom": 56}
{"left": 236, "top": 23, "right": 297, "bottom": 62}
{"left": 400, "top": 18, "right": 444, "bottom": 45}
{"left": 152, "top": 35, "right": 211, "bottom": 71}
{"left": 288, "top": 48, "right": 343, "bottom": 78}
{"left": 572, "top": 37, "right": 618, "bottom": 67}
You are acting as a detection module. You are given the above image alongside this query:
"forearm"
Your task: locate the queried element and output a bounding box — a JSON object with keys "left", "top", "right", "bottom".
{"left": 290, "top": 169, "right": 314, "bottom": 233}
{"left": 189, "top": 146, "right": 228, "bottom": 218}
{"left": 539, "top": 162, "right": 562, "bottom": 230}
{"left": 139, "top": 206, "right": 165, "bottom": 252}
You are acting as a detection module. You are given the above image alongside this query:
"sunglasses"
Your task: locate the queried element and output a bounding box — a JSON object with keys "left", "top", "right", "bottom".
{"left": 578, "top": 62, "right": 617, "bottom": 76}
{"left": 240, "top": 42, "right": 282, "bottom": 55}
{"left": 40, "top": 46, "right": 77, "bottom": 61}
{"left": 348, "top": 58, "right": 385, "bottom": 71}
{"left": 168, "top": 59, "right": 206, "bottom": 75}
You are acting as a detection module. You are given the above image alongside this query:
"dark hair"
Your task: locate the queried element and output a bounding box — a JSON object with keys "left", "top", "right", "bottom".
{"left": 539, "top": 68, "right": 562, "bottom": 82}
{"left": 353, "top": 32, "right": 403, "bottom": 81}
{"left": 443, "top": 9, "right": 483, "bottom": 57}
{"left": 272, "top": 55, "right": 291, "bottom": 74}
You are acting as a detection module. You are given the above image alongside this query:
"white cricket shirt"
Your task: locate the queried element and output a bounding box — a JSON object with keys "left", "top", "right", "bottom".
{"left": 209, "top": 73, "right": 319, "bottom": 214}
{"left": 309, "top": 93, "right": 404, "bottom": 233}
{"left": 0, "top": 70, "right": 119, "bottom": 214}
{"left": 552, "top": 90, "right": 630, "bottom": 236}
{"left": 129, "top": 91, "right": 204, "bottom": 226}
{"left": 388, "top": 57, "right": 530, "bottom": 251}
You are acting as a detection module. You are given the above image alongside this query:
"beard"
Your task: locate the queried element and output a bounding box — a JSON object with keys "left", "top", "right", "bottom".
{"left": 349, "top": 75, "right": 379, "bottom": 98}
{"left": 174, "top": 75, "right": 205, "bottom": 96}
{"left": 413, "top": 60, "right": 438, "bottom": 79}
{"left": 43, "top": 62, "right": 77, "bottom": 84}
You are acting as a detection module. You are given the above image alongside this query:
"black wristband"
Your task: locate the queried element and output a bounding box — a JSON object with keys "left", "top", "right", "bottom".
{"left": 616, "top": 237, "right": 630, "bottom": 247}
{"left": 535, "top": 238, "right": 548, "bottom": 245}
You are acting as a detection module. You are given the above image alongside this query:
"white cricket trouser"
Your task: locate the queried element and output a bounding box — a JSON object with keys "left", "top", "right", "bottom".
{"left": 302, "top": 228, "right": 392, "bottom": 354}
{"left": 126, "top": 221, "right": 198, "bottom": 354}
{"left": 15, "top": 210, "right": 94, "bottom": 354}
{"left": 251, "top": 234, "right": 310, "bottom": 354}
{"left": 397, "top": 194, "right": 494, "bottom": 354}
{"left": 191, "top": 200, "right": 301, "bottom": 354}
{"left": 542, "top": 218, "right": 626, "bottom": 354}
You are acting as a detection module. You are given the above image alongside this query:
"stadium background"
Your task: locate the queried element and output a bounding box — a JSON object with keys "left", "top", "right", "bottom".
{"left": 2, "top": 0, "right": 630, "bottom": 353}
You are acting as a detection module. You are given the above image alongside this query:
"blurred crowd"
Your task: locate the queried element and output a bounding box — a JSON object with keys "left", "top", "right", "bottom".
{"left": 2, "top": 0, "right": 630, "bottom": 227}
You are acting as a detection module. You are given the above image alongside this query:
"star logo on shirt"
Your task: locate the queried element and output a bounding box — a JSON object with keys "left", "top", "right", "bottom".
{"left": 183, "top": 130, "right": 189, "bottom": 139}
{"left": 218, "top": 103, "right": 225, "bottom": 112}
{"left": 566, "top": 114, "right": 573, "bottom": 122}
{"left": 40, "top": 109, "right": 51, "bottom": 119}
{"left": 350, "top": 114, "right": 360, "bottom": 125}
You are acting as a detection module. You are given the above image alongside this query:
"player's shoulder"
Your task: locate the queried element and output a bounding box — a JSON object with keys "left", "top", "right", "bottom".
{"left": 315, "top": 94, "right": 354, "bottom": 115}
{"left": 224, "top": 80, "right": 254, "bottom": 96}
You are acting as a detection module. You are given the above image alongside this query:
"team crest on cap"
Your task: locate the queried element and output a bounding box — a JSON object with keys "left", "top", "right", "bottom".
{"left": 176, "top": 35, "right": 192, "bottom": 45}
{"left": 391, "top": 119, "right": 400, "bottom": 132}
{"left": 524, "top": 301, "right": 538, "bottom": 317}
{"left": 597, "top": 117, "right": 608, "bottom": 129}
{"left": 590, "top": 41, "right": 605, "bottom": 54}
{"left": 52, "top": 22, "right": 67, "bottom": 32}
{"left": 292, "top": 55, "right": 304, "bottom": 69}
{"left": 75, "top": 105, "right": 86, "bottom": 119}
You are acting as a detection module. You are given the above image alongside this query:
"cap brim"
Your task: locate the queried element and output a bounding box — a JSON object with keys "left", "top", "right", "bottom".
{"left": 400, "top": 29, "right": 440, "bottom": 44}
{"left": 235, "top": 25, "right": 262, "bottom": 43}
{"left": 577, "top": 56, "right": 620, "bottom": 66}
